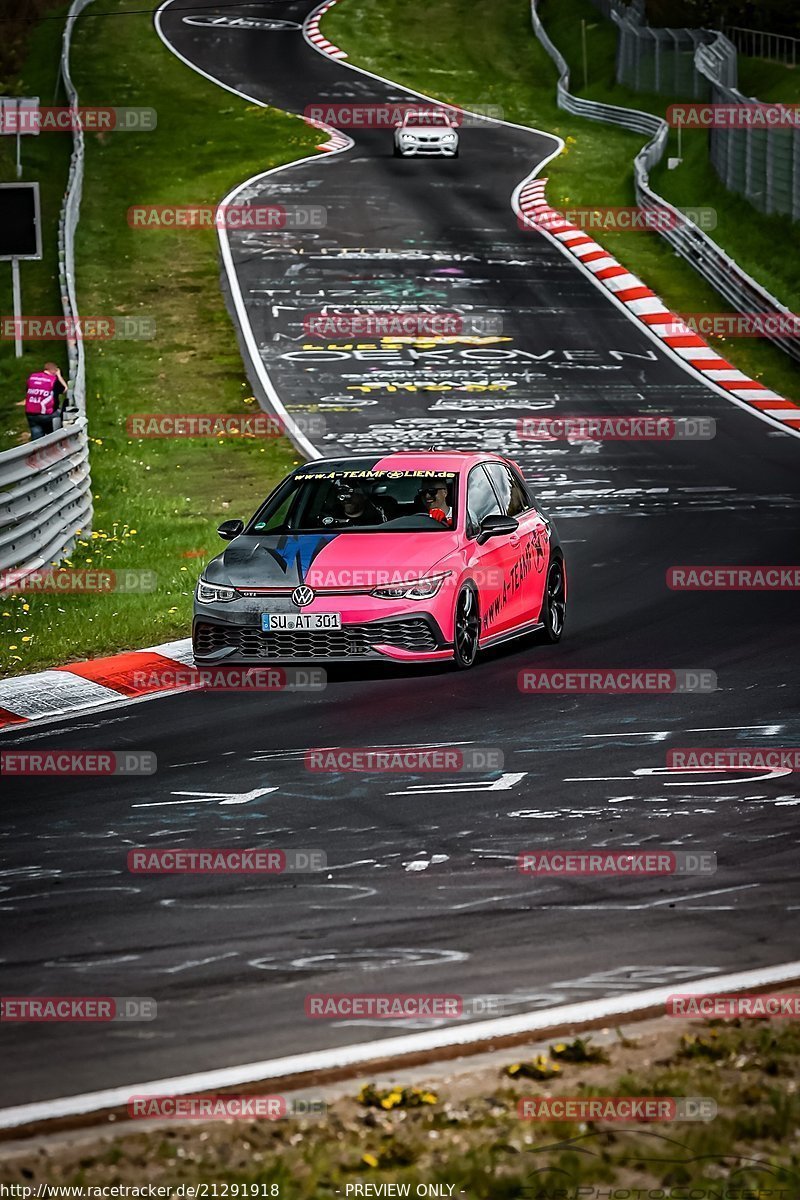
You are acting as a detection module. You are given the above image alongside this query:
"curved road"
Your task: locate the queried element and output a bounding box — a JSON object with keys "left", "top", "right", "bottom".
{"left": 1, "top": 0, "right": 799, "bottom": 1111}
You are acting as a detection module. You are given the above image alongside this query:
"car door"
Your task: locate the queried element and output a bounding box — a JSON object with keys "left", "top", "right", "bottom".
{"left": 484, "top": 462, "right": 550, "bottom": 630}
{"left": 465, "top": 464, "right": 518, "bottom": 639}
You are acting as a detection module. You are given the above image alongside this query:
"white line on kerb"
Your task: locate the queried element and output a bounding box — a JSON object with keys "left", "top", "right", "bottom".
{"left": 1, "top": 960, "right": 798, "bottom": 1131}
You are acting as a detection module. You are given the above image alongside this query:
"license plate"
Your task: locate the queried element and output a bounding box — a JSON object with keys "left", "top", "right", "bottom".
{"left": 262, "top": 612, "right": 342, "bottom": 632}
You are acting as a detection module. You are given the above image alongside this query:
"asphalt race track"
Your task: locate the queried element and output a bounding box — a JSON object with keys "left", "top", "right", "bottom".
{"left": 1, "top": 0, "right": 799, "bottom": 1110}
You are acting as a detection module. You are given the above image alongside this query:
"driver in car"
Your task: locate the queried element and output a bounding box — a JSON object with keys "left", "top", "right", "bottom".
{"left": 335, "top": 484, "right": 386, "bottom": 526}
{"left": 418, "top": 479, "right": 453, "bottom": 526}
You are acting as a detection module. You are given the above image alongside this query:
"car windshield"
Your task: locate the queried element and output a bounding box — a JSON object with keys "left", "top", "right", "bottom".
{"left": 247, "top": 470, "right": 459, "bottom": 534}
{"left": 405, "top": 112, "right": 451, "bottom": 127}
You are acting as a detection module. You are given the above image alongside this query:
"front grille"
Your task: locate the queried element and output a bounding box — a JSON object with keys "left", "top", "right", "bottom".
{"left": 194, "top": 619, "right": 439, "bottom": 659}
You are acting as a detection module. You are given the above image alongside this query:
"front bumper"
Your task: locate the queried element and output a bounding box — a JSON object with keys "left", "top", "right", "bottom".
{"left": 193, "top": 612, "right": 452, "bottom": 664}
{"left": 396, "top": 139, "right": 458, "bottom": 156}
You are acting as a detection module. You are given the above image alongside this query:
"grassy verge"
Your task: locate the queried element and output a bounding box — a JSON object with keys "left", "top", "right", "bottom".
{"left": 543, "top": 0, "right": 800, "bottom": 314}
{"left": 738, "top": 55, "right": 800, "bottom": 105}
{"left": 0, "top": 3, "right": 321, "bottom": 677}
{"left": 0, "top": 1020, "right": 797, "bottom": 1194}
{"left": 322, "top": 0, "right": 800, "bottom": 402}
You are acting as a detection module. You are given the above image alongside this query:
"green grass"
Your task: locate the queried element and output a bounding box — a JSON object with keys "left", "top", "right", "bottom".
{"left": 540, "top": 0, "right": 800, "bottom": 315}
{"left": 738, "top": 54, "right": 800, "bottom": 104}
{"left": 322, "top": 0, "right": 800, "bottom": 403}
{"left": 0, "top": 2, "right": 321, "bottom": 677}
{"left": 1, "top": 1020, "right": 798, "bottom": 1195}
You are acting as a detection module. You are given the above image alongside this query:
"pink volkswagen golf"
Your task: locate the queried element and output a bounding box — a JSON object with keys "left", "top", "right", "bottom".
{"left": 193, "top": 451, "right": 566, "bottom": 670}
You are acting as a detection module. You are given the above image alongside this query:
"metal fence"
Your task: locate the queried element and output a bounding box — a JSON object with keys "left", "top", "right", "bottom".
{"left": 724, "top": 25, "right": 800, "bottom": 67}
{"left": 614, "top": 9, "right": 717, "bottom": 99}
{"left": 587, "top": 0, "right": 644, "bottom": 23}
{"left": 594, "top": 3, "right": 800, "bottom": 222}
{"left": 694, "top": 38, "right": 800, "bottom": 222}
{"left": 530, "top": 0, "right": 800, "bottom": 365}
{"left": 0, "top": 0, "right": 93, "bottom": 584}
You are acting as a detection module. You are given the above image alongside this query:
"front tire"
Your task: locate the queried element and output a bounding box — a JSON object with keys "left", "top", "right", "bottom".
{"left": 538, "top": 555, "right": 566, "bottom": 643}
{"left": 453, "top": 584, "right": 480, "bottom": 669}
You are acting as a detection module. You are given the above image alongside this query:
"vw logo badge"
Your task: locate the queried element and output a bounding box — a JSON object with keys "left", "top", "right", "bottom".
{"left": 291, "top": 585, "right": 315, "bottom": 608}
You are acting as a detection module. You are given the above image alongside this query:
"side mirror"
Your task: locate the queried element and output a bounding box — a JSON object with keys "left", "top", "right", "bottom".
{"left": 217, "top": 518, "right": 244, "bottom": 541}
{"left": 477, "top": 514, "right": 518, "bottom": 545}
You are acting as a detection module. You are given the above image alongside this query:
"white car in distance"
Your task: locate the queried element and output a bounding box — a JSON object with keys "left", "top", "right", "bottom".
{"left": 393, "top": 109, "right": 460, "bottom": 158}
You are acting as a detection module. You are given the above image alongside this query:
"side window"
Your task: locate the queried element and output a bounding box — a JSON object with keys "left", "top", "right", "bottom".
{"left": 466, "top": 465, "right": 501, "bottom": 535}
{"left": 485, "top": 463, "right": 531, "bottom": 517}
{"left": 507, "top": 467, "right": 533, "bottom": 516}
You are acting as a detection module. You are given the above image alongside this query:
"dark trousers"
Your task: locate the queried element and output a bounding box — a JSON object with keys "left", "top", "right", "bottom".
{"left": 27, "top": 413, "right": 61, "bottom": 440}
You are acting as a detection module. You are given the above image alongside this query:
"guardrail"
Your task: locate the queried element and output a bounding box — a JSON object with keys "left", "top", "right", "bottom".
{"left": 0, "top": 418, "right": 92, "bottom": 582}
{"left": 530, "top": 0, "right": 800, "bottom": 365}
{"left": 0, "top": 0, "right": 94, "bottom": 584}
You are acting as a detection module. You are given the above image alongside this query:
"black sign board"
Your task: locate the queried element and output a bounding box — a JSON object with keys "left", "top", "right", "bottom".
{"left": 0, "top": 182, "right": 42, "bottom": 260}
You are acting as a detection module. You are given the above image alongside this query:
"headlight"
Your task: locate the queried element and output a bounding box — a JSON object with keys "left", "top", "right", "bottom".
{"left": 372, "top": 572, "right": 451, "bottom": 601}
{"left": 196, "top": 579, "right": 238, "bottom": 603}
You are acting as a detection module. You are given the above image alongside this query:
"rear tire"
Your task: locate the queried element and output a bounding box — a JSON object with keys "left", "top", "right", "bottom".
{"left": 453, "top": 584, "right": 480, "bottom": 669}
{"left": 538, "top": 555, "right": 566, "bottom": 643}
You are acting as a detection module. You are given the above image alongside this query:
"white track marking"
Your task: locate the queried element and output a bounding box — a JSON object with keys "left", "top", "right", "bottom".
{"left": 687, "top": 725, "right": 784, "bottom": 733}
{"left": 582, "top": 731, "right": 670, "bottom": 739}
{"left": 2, "top": 960, "right": 798, "bottom": 1130}
{"left": 0, "top": 672, "right": 120, "bottom": 719}
{"left": 566, "top": 766, "right": 793, "bottom": 784}
{"left": 387, "top": 772, "right": 527, "bottom": 795}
